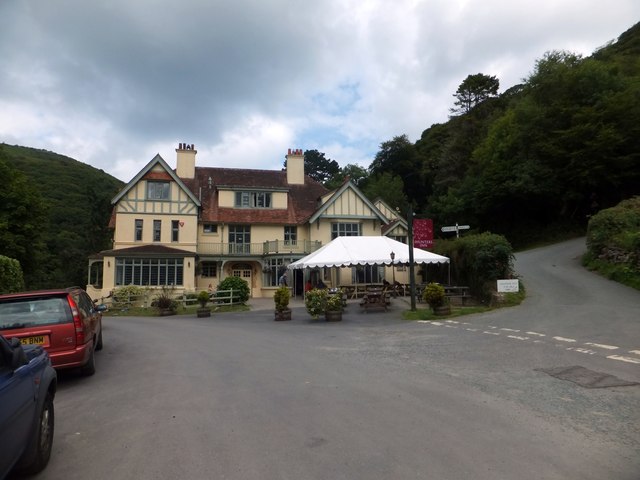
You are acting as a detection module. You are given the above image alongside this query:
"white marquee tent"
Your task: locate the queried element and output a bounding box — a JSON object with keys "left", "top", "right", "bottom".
{"left": 288, "top": 236, "right": 449, "bottom": 270}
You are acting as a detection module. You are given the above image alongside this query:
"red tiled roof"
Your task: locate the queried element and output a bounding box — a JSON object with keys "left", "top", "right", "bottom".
{"left": 187, "top": 167, "right": 329, "bottom": 225}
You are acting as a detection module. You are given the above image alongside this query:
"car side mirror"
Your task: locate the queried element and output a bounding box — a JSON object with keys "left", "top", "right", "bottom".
{"left": 95, "top": 304, "right": 108, "bottom": 312}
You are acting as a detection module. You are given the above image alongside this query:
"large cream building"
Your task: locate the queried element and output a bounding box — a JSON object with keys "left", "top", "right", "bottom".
{"left": 87, "top": 144, "right": 409, "bottom": 300}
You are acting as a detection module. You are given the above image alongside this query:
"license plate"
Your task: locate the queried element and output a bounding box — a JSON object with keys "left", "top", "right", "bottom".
{"left": 20, "top": 336, "right": 47, "bottom": 346}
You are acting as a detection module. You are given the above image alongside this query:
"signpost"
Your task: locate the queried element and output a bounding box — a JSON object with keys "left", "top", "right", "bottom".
{"left": 441, "top": 223, "right": 470, "bottom": 238}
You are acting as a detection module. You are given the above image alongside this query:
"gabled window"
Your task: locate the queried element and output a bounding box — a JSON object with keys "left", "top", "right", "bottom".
{"left": 147, "top": 181, "right": 170, "bottom": 200}
{"left": 234, "top": 191, "right": 272, "bottom": 208}
{"left": 331, "top": 223, "right": 360, "bottom": 239}
{"left": 135, "top": 219, "right": 143, "bottom": 241}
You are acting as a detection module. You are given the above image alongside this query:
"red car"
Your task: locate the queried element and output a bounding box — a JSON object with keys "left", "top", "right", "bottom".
{"left": 0, "top": 287, "right": 106, "bottom": 375}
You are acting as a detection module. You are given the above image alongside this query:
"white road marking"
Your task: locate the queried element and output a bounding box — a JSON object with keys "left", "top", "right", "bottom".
{"left": 573, "top": 348, "right": 597, "bottom": 355}
{"left": 466, "top": 328, "right": 478, "bottom": 332}
{"left": 585, "top": 342, "right": 618, "bottom": 350}
{"left": 444, "top": 325, "right": 458, "bottom": 328}
{"left": 507, "top": 335, "right": 529, "bottom": 341}
{"left": 500, "top": 328, "right": 521, "bottom": 332}
{"left": 445, "top": 320, "right": 460, "bottom": 324}
{"left": 526, "top": 331, "right": 546, "bottom": 337}
{"left": 607, "top": 355, "right": 640, "bottom": 364}
{"left": 488, "top": 326, "right": 498, "bottom": 329}
{"left": 553, "top": 336, "right": 576, "bottom": 343}
{"left": 483, "top": 331, "right": 500, "bottom": 336}
{"left": 628, "top": 350, "right": 640, "bottom": 355}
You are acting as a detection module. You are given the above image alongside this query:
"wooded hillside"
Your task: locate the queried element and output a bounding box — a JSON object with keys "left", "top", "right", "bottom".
{"left": 311, "top": 22, "right": 640, "bottom": 247}
{"left": 0, "top": 144, "right": 123, "bottom": 289}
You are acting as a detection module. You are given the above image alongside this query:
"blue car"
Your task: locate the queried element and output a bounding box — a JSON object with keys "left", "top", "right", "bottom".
{"left": 0, "top": 334, "right": 57, "bottom": 478}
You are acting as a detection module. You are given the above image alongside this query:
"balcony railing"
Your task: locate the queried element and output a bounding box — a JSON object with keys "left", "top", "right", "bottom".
{"left": 197, "top": 240, "right": 322, "bottom": 256}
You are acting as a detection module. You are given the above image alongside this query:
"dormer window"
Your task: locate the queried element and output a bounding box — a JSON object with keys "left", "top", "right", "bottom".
{"left": 147, "top": 181, "right": 170, "bottom": 200}
{"left": 235, "top": 191, "right": 272, "bottom": 208}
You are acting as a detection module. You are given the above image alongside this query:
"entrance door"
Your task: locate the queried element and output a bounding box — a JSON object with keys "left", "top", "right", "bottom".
{"left": 232, "top": 268, "right": 252, "bottom": 296}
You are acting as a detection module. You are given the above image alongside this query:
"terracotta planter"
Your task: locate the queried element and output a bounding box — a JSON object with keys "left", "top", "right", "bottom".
{"left": 275, "top": 309, "right": 292, "bottom": 321}
{"left": 197, "top": 308, "right": 211, "bottom": 318}
{"left": 324, "top": 310, "right": 343, "bottom": 322}
{"left": 159, "top": 308, "right": 176, "bottom": 316}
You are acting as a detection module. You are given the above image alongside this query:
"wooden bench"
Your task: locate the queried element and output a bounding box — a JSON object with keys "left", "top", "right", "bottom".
{"left": 359, "top": 290, "right": 389, "bottom": 312}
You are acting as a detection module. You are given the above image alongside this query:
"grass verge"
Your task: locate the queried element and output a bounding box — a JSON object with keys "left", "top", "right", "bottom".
{"left": 402, "top": 286, "right": 526, "bottom": 321}
{"left": 582, "top": 257, "right": 640, "bottom": 290}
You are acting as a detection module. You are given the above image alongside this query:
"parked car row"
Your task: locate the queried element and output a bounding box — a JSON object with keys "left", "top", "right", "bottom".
{"left": 0, "top": 287, "right": 107, "bottom": 478}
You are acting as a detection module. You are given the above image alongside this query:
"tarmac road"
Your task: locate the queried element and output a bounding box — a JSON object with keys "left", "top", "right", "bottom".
{"left": 30, "top": 238, "right": 640, "bottom": 480}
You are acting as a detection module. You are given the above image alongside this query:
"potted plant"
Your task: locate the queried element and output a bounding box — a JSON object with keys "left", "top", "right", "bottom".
{"left": 196, "top": 290, "right": 211, "bottom": 318}
{"left": 274, "top": 286, "right": 292, "bottom": 321}
{"left": 422, "top": 282, "right": 450, "bottom": 316}
{"left": 324, "top": 289, "right": 344, "bottom": 322}
{"left": 305, "top": 288, "right": 343, "bottom": 322}
{"left": 154, "top": 287, "right": 178, "bottom": 316}
{"left": 304, "top": 288, "right": 327, "bottom": 320}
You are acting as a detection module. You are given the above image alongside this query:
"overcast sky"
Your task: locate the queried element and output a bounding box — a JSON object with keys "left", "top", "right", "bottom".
{"left": 1, "top": 1, "right": 638, "bottom": 182}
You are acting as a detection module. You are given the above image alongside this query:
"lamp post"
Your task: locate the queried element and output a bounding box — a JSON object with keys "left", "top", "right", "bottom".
{"left": 390, "top": 251, "right": 396, "bottom": 284}
{"left": 408, "top": 205, "right": 416, "bottom": 311}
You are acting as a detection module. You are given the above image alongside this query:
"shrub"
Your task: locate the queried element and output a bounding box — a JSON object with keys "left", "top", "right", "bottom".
{"left": 422, "top": 282, "right": 445, "bottom": 308}
{"left": 216, "top": 276, "right": 250, "bottom": 304}
{"left": 0, "top": 255, "right": 24, "bottom": 294}
{"left": 112, "top": 285, "right": 146, "bottom": 308}
{"left": 586, "top": 196, "right": 640, "bottom": 262}
{"left": 325, "top": 290, "right": 344, "bottom": 311}
{"left": 304, "top": 288, "right": 327, "bottom": 318}
{"left": 197, "top": 290, "right": 210, "bottom": 308}
{"left": 434, "top": 233, "right": 515, "bottom": 301}
{"left": 154, "top": 286, "right": 178, "bottom": 311}
{"left": 273, "top": 286, "right": 290, "bottom": 312}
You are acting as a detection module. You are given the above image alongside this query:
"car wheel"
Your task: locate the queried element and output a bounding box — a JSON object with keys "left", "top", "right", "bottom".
{"left": 95, "top": 328, "right": 103, "bottom": 351}
{"left": 81, "top": 347, "right": 96, "bottom": 376}
{"left": 15, "top": 391, "right": 55, "bottom": 475}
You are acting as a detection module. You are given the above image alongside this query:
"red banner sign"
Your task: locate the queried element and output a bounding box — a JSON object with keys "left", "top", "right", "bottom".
{"left": 413, "top": 219, "right": 434, "bottom": 249}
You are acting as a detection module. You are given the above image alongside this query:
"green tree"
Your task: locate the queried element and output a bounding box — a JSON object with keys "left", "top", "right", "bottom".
{"left": 0, "top": 255, "right": 25, "bottom": 293}
{"left": 361, "top": 172, "right": 409, "bottom": 214}
{"left": 325, "top": 163, "right": 369, "bottom": 190}
{"left": 0, "top": 151, "right": 47, "bottom": 287}
{"left": 450, "top": 73, "right": 500, "bottom": 115}
{"left": 301, "top": 149, "right": 340, "bottom": 186}
{"left": 369, "top": 135, "right": 424, "bottom": 209}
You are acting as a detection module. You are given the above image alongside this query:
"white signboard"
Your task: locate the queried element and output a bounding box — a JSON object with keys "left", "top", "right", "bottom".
{"left": 497, "top": 279, "right": 519, "bottom": 293}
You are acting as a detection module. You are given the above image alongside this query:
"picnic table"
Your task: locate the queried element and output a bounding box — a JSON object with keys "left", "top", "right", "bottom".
{"left": 359, "top": 288, "right": 389, "bottom": 313}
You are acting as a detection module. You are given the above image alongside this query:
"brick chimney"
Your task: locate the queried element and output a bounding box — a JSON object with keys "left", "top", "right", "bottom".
{"left": 176, "top": 143, "right": 196, "bottom": 179}
{"left": 285, "top": 148, "right": 304, "bottom": 185}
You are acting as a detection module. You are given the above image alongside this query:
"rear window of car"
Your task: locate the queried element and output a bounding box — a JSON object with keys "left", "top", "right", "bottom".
{"left": 0, "top": 296, "right": 71, "bottom": 330}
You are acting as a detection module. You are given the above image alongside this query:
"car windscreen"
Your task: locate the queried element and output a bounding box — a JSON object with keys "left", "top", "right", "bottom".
{"left": 0, "top": 297, "right": 71, "bottom": 330}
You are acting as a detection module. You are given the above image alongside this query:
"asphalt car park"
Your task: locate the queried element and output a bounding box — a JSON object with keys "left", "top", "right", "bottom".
{"left": 5, "top": 239, "right": 640, "bottom": 479}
